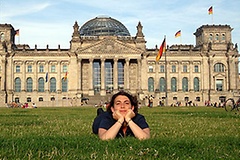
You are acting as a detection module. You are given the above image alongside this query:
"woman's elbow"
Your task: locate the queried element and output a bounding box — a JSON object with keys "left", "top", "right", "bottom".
{"left": 138, "top": 134, "right": 150, "bottom": 140}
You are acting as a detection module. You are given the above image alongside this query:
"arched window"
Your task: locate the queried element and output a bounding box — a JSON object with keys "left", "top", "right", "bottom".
{"left": 214, "top": 63, "right": 225, "bottom": 72}
{"left": 148, "top": 77, "right": 154, "bottom": 92}
{"left": 215, "top": 34, "right": 219, "bottom": 40}
{"left": 39, "top": 97, "right": 43, "bottom": 101}
{"left": 62, "top": 78, "right": 68, "bottom": 92}
{"left": 38, "top": 77, "right": 45, "bottom": 92}
{"left": 209, "top": 34, "right": 213, "bottom": 41}
{"left": 50, "top": 77, "right": 56, "bottom": 92}
{"left": 15, "top": 77, "right": 21, "bottom": 92}
{"left": 196, "top": 97, "right": 200, "bottom": 101}
{"left": 182, "top": 77, "right": 188, "bottom": 92}
{"left": 0, "top": 33, "right": 5, "bottom": 41}
{"left": 159, "top": 77, "right": 165, "bottom": 92}
{"left": 171, "top": 77, "right": 177, "bottom": 92}
{"left": 15, "top": 97, "right": 20, "bottom": 103}
{"left": 222, "top": 34, "right": 225, "bottom": 41}
{"left": 26, "top": 77, "right": 33, "bottom": 92}
{"left": 194, "top": 77, "right": 200, "bottom": 92}
{"left": 27, "top": 97, "right": 31, "bottom": 102}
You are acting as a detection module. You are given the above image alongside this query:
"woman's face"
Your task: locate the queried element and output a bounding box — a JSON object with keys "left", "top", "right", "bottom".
{"left": 111, "top": 95, "right": 133, "bottom": 116}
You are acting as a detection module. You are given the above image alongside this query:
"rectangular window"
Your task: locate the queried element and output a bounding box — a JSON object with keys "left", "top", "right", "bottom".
{"left": 183, "top": 65, "right": 187, "bottom": 72}
{"left": 172, "top": 65, "right": 176, "bottom": 73}
{"left": 216, "top": 79, "right": 223, "bottom": 91}
{"left": 39, "top": 65, "right": 44, "bottom": 72}
{"left": 51, "top": 65, "right": 56, "bottom": 72}
{"left": 16, "top": 65, "right": 20, "bottom": 73}
{"left": 194, "top": 65, "right": 199, "bottom": 72}
{"left": 63, "top": 65, "right": 68, "bottom": 72}
{"left": 148, "top": 66, "right": 153, "bottom": 72}
{"left": 160, "top": 65, "right": 165, "bottom": 73}
{"left": 27, "top": 65, "right": 32, "bottom": 72}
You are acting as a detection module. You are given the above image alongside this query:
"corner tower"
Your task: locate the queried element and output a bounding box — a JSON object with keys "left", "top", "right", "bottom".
{"left": 194, "top": 25, "right": 234, "bottom": 51}
{"left": 0, "top": 24, "right": 16, "bottom": 53}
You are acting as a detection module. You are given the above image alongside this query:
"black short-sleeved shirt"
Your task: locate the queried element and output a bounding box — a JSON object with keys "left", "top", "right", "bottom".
{"left": 92, "top": 112, "right": 149, "bottom": 138}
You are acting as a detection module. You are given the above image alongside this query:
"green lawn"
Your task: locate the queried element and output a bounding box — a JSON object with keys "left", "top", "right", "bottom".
{"left": 0, "top": 106, "right": 239, "bottom": 159}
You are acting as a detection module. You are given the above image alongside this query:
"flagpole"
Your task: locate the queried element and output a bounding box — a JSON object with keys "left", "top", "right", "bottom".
{"left": 211, "top": 6, "right": 214, "bottom": 24}
{"left": 211, "top": 13, "right": 214, "bottom": 24}
{"left": 164, "top": 35, "right": 168, "bottom": 106}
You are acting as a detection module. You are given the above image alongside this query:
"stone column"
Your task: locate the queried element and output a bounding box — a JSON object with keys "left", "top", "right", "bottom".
{"left": 137, "top": 59, "right": 141, "bottom": 91}
{"left": 45, "top": 61, "right": 49, "bottom": 92}
{"left": 76, "top": 58, "right": 82, "bottom": 99}
{"left": 189, "top": 61, "right": 193, "bottom": 92}
{"left": 155, "top": 61, "right": 159, "bottom": 91}
{"left": 209, "top": 59, "right": 214, "bottom": 90}
{"left": 100, "top": 58, "right": 106, "bottom": 96}
{"left": 113, "top": 58, "right": 118, "bottom": 92}
{"left": 124, "top": 58, "right": 130, "bottom": 90}
{"left": 207, "top": 58, "right": 212, "bottom": 101}
{"left": 57, "top": 62, "right": 61, "bottom": 92}
{"left": 178, "top": 61, "right": 182, "bottom": 91}
{"left": 33, "top": 61, "right": 37, "bottom": 92}
{"left": 88, "top": 58, "right": 94, "bottom": 95}
{"left": 78, "top": 59, "right": 82, "bottom": 90}
{"left": 1, "top": 59, "right": 6, "bottom": 91}
{"left": 234, "top": 61, "right": 239, "bottom": 90}
{"left": 23, "top": 61, "right": 26, "bottom": 91}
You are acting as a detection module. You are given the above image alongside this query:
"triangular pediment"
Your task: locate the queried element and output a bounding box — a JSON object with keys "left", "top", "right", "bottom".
{"left": 213, "top": 72, "right": 226, "bottom": 78}
{"left": 77, "top": 38, "right": 143, "bottom": 54}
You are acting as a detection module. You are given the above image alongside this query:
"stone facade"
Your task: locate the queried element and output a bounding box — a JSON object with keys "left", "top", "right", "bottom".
{"left": 0, "top": 20, "right": 239, "bottom": 107}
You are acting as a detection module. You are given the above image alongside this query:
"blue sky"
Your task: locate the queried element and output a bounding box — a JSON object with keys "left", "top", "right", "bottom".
{"left": 1, "top": 0, "right": 239, "bottom": 50}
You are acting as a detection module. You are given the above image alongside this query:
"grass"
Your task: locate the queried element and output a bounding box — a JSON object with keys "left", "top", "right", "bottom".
{"left": 0, "top": 106, "right": 239, "bottom": 159}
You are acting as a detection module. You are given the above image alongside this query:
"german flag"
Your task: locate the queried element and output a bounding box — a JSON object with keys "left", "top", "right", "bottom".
{"left": 15, "top": 29, "right": 19, "bottom": 36}
{"left": 64, "top": 72, "right": 68, "bottom": 81}
{"left": 208, "top": 6, "right": 213, "bottom": 15}
{"left": 156, "top": 38, "right": 166, "bottom": 61}
{"left": 175, "top": 30, "right": 181, "bottom": 38}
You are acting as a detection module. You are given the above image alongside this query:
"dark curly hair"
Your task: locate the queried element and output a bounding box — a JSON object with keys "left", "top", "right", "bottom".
{"left": 107, "top": 91, "right": 139, "bottom": 113}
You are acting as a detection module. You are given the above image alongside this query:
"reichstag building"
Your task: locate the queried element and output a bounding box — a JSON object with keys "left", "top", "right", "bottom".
{"left": 0, "top": 16, "right": 239, "bottom": 107}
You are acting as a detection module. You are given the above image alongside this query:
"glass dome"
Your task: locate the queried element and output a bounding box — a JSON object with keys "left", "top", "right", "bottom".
{"left": 79, "top": 16, "right": 131, "bottom": 36}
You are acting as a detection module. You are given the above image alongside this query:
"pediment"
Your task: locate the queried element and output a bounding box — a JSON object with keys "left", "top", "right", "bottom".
{"left": 78, "top": 38, "right": 143, "bottom": 54}
{"left": 213, "top": 72, "right": 226, "bottom": 78}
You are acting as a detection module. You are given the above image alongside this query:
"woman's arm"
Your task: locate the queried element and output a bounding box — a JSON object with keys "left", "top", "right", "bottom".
{"left": 98, "top": 117, "right": 124, "bottom": 140}
{"left": 126, "top": 118, "right": 150, "bottom": 140}
{"left": 125, "top": 109, "right": 150, "bottom": 140}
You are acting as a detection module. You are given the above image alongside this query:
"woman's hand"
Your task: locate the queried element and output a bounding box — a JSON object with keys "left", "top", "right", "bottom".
{"left": 124, "top": 109, "right": 135, "bottom": 122}
{"left": 112, "top": 110, "right": 124, "bottom": 123}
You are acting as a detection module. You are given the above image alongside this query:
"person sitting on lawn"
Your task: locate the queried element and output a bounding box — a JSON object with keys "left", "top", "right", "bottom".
{"left": 92, "top": 90, "right": 150, "bottom": 140}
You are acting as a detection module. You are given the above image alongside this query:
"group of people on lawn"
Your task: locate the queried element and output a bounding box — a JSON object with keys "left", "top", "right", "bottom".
{"left": 7, "top": 101, "right": 37, "bottom": 109}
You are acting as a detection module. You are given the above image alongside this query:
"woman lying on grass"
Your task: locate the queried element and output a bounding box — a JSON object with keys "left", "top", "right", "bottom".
{"left": 92, "top": 91, "right": 150, "bottom": 140}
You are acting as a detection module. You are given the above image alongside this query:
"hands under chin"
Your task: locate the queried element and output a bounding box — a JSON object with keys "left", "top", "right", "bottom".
{"left": 112, "top": 110, "right": 124, "bottom": 121}
{"left": 125, "top": 109, "right": 135, "bottom": 120}
{"left": 112, "top": 109, "right": 135, "bottom": 123}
